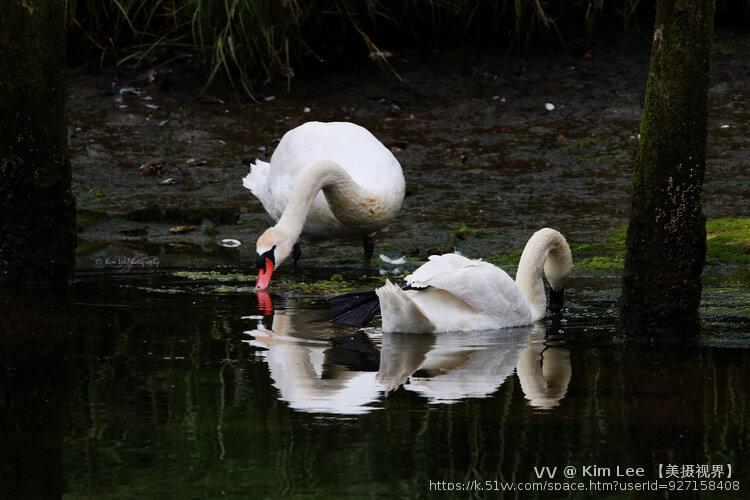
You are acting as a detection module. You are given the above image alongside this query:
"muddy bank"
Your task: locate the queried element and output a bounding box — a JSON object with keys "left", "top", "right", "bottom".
{"left": 68, "top": 35, "right": 749, "bottom": 285}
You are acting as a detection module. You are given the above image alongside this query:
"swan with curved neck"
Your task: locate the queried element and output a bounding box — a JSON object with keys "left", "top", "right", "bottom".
{"left": 374, "top": 228, "right": 572, "bottom": 333}
{"left": 244, "top": 121, "right": 405, "bottom": 289}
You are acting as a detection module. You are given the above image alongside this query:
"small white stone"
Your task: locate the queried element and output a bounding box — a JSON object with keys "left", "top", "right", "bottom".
{"left": 219, "top": 239, "right": 242, "bottom": 248}
{"left": 720, "top": 124, "right": 730, "bottom": 129}
{"left": 303, "top": 107, "right": 311, "bottom": 113}
{"left": 544, "top": 103, "right": 555, "bottom": 111}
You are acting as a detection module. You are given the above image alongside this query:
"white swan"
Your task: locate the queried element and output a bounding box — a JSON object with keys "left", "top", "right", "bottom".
{"left": 243, "top": 121, "right": 405, "bottom": 289}
{"left": 376, "top": 228, "right": 572, "bottom": 333}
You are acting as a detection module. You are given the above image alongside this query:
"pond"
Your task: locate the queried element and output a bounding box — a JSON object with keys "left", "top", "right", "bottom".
{"left": 1, "top": 272, "right": 747, "bottom": 498}
{"left": 2, "top": 33, "right": 749, "bottom": 499}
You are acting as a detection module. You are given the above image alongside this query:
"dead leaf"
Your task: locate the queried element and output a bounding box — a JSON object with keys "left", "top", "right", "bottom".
{"left": 170, "top": 225, "right": 195, "bottom": 234}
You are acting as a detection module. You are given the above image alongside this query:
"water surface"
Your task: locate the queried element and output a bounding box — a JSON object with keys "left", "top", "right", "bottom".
{"left": 1, "top": 273, "right": 747, "bottom": 498}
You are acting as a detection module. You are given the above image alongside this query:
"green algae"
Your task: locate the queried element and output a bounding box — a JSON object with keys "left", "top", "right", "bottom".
{"left": 137, "top": 286, "right": 186, "bottom": 294}
{"left": 212, "top": 285, "right": 254, "bottom": 293}
{"left": 88, "top": 187, "right": 105, "bottom": 198}
{"left": 76, "top": 210, "right": 106, "bottom": 229}
{"left": 202, "top": 222, "right": 219, "bottom": 236}
{"left": 483, "top": 219, "right": 747, "bottom": 275}
{"left": 165, "top": 219, "right": 747, "bottom": 295}
{"left": 171, "top": 270, "right": 388, "bottom": 296}
{"left": 173, "top": 271, "right": 254, "bottom": 282}
{"left": 453, "top": 224, "right": 490, "bottom": 240}
{"left": 573, "top": 219, "right": 748, "bottom": 272}
{"left": 706, "top": 218, "right": 750, "bottom": 263}
{"left": 575, "top": 255, "right": 625, "bottom": 271}
{"left": 286, "top": 276, "right": 386, "bottom": 296}
{"left": 485, "top": 251, "right": 521, "bottom": 269}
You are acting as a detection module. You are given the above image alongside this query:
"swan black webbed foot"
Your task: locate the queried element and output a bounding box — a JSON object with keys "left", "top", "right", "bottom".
{"left": 548, "top": 286, "right": 565, "bottom": 316}
{"left": 291, "top": 243, "right": 302, "bottom": 272}
{"left": 363, "top": 235, "right": 375, "bottom": 268}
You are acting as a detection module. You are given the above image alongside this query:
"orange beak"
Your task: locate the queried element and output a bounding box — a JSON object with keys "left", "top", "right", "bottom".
{"left": 255, "top": 257, "right": 274, "bottom": 289}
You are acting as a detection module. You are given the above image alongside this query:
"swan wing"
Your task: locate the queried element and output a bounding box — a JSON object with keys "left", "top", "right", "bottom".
{"left": 406, "top": 255, "right": 526, "bottom": 317}
{"left": 257, "top": 121, "right": 404, "bottom": 235}
{"left": 405, "top": 253, "right": 476, "bottom": 288}
{"left": 270, "top": 121, "right": 403, "bottom": 190}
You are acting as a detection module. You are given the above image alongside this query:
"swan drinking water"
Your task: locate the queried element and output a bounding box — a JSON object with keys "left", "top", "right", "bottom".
{"left": 243, "top": 121, "right": 405, "bottom": 289}
{"left": 331, "top": 228, "right": 572, "bottom": 333}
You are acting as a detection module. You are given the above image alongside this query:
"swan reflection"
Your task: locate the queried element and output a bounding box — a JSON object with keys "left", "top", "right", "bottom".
{"left": 380, "top": 327, "right": 570, "bottom": 409}
{"left": 244, "top": 304, "right": 383, "bottom": 415}
{"left": 246, "top": 299, "right": 572, "bottom": 415}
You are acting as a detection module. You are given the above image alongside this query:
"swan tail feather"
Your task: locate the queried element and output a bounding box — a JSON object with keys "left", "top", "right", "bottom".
{"left": 330, "top": 290, "right": 381, "bottom": 327}
{"left": 376, "top": 280, "right": 434, "bottom": 333}
{"left": 243, "top": 159, "right": 271, "bottom": 197}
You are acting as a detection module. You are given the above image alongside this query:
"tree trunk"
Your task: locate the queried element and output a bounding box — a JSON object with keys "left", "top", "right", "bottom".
{"left": 0, "top": 0, "right": 76, "bottom": 285}
{"left": 619, "top": 0, "right": 715, "bottom": 340}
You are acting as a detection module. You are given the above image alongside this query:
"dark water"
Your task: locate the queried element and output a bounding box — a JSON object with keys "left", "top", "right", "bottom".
{"left": 1, "top": 273, "right": 747, "bottom": 498}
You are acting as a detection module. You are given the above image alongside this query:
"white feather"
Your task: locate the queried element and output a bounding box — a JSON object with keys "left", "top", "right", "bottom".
{"left": 376, "top": 229, "right": 572, "bottom": 333}
{"left": 379, "top": 254, "right": 406, "bottom": 265}
{"left": 243, "top": 121, "right": 404, "bottom": 238}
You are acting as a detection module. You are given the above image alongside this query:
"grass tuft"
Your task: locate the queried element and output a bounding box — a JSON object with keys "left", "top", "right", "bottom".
{"left": 68, "top": 0, "right": 650, "bottom": 95}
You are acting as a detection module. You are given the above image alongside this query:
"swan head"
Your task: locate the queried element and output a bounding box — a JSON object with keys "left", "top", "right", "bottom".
{"left": 255, "top": 227, "right": 294, "bottom": 289}
{"left": 542, "top": 232, "right": 572, "bottom": 314}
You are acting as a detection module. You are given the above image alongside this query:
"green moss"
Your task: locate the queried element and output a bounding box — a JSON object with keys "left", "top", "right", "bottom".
{"left": 88, "top": 187, "right": 105, "bottom": 198}
{"left": 202, "top": 222, "right": 219, "bottom": 236}
{"left": 137, "top": 286, "right": 186, "bottom": 294}
{"left": 485, "top": 251, "right": 521, "bottom": 269}
{"left": 569, "top": 242, "right": 599, "bottom": 253}
{"left": 173, "top": 271, "right": 254, "bottom": 282}
{"left": 286, "top": 277, "right": 385, "bottom": 296}
{"left": 605, "top": 224, "right": 628, "bottom": 247}
{"left": 329, "top": 273, "right": 344, "bottom": 282}
{"left": 574, "top": 255, "right": 624, "bottom": 271}
{"left": 579, "top": 136, "right": 598, "bottom": 148}
{"left": 706, "top": 218, "right": 750, "bottom": 263}
{"left": 598, "top": 219, "right": 750, "bottom": 264}
{"left": 567, "top": 218, "right": 749, "bottom": 273}
{"left": 76, "top": 210, "right": 106, "bottom": 229}
{"left": 212, "top": 285, "right": 254, "bottom": 293}
{"left": 454, "top": 224, "right": 490, "bottom": 239}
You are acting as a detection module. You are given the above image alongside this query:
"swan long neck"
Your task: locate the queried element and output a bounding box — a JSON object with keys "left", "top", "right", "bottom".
{"left": 274, "top": 160, "right": 379, "bottom": 241}
{"left": 515, "top": 229, "right": 573, "bottom": 320}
